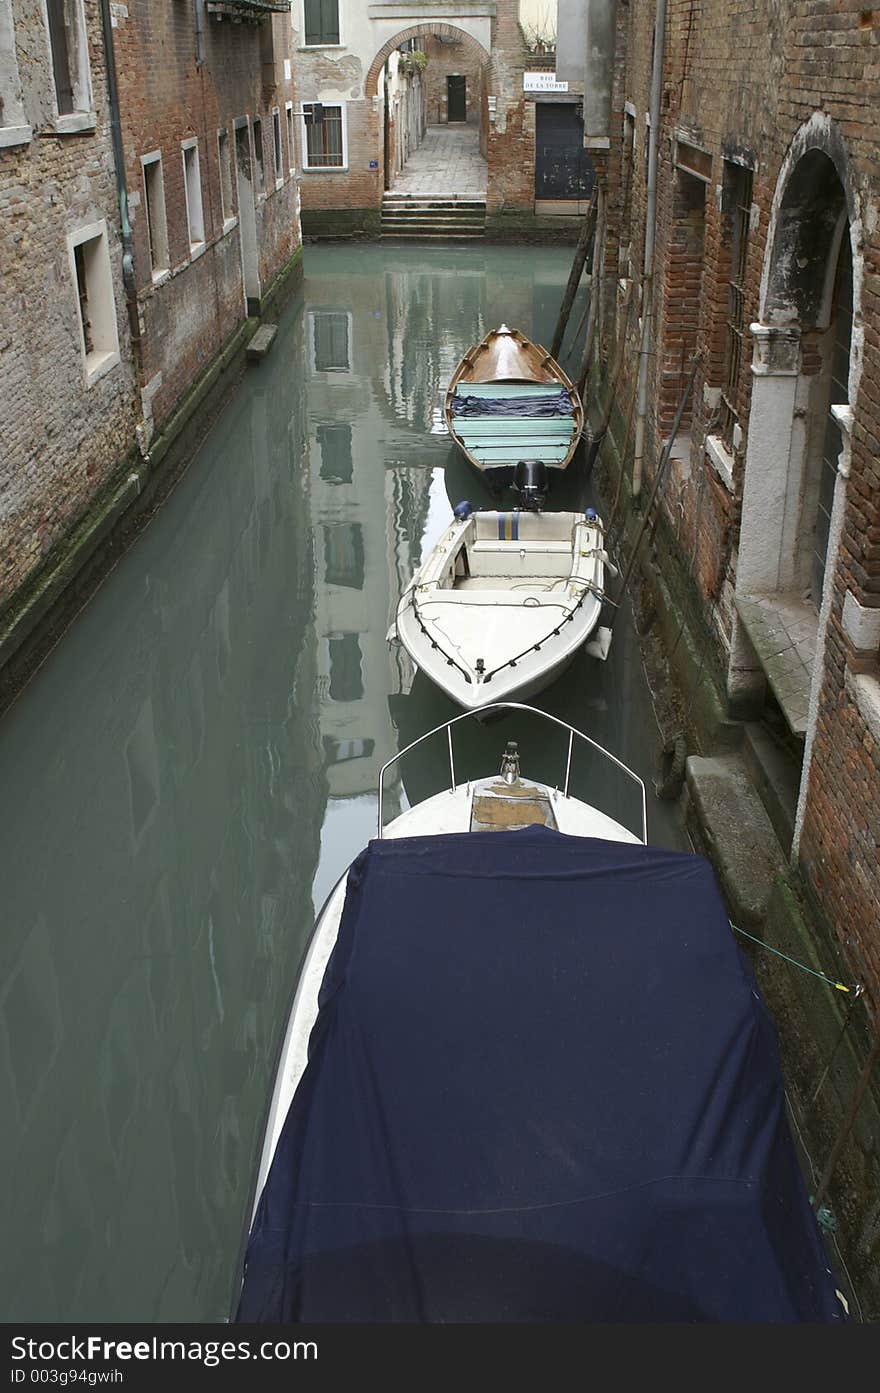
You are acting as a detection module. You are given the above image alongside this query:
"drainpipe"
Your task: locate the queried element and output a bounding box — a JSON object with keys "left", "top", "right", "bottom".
{"left": 631, "top": 0, "right": 667, "bottom": 501}
{"left": 97, "top": 0, "right": 139, "bottom": 350}
{"left": 194, "top": 0, "right": 206, "bottom": 68}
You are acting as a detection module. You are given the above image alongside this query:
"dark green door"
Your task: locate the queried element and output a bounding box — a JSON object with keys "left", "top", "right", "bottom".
{"left": 447, "top": 74, "right": 466, "bottom": 123}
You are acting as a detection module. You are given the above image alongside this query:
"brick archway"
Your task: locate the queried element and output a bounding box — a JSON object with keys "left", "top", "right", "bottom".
{"left": 365, "top": 24, "right": 490, "bottom": 99}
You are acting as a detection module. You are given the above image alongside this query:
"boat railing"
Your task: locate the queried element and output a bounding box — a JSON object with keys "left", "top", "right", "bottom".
{"left": 377, "top": 702, "right": 648, "bottom": 843}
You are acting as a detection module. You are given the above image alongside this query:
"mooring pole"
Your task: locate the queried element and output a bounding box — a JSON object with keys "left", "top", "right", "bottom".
{"left": 575, "top": 184, "right": 606, "bottom": 400}
{"left": 550, "top": 186, "right": 598, "bottom": 362}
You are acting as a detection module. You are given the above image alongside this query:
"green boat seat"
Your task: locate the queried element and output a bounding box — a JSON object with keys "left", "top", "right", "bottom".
{"left": 454, "top": 418, "right": 575, "bottom": 435}
{"left": 468, "top": 443, "right": 571, "bottom": 464}
{"left": 452, "top": 382, "right": 568, "bottom": 399}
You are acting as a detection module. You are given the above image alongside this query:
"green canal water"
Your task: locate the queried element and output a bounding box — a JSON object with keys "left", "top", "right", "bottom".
{"left": 0, "top": 244, "right": 686, "bottom": 1321}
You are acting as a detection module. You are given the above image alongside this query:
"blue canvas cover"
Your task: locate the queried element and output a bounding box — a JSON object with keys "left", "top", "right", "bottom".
{"left": 451, "top": 388, "right": 574, "bottom": 418}
{"left": 236, "top": 827, "right": 844, "bottom": 1323}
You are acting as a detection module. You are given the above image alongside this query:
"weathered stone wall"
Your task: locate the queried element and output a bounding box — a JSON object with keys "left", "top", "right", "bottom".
{"left": 111, "top": 5, "right": 301, "bottom": 434}
{"left": 0, "top": 0, "right": 140, "bottom": 613}
{"left": 599, "top": 3, "right": 880, "bottom": 1299}
{"left": 602, "top": 0, "right": 880, "bottom": 1002}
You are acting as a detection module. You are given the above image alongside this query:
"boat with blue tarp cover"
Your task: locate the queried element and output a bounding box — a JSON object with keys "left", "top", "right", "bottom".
{"left": 443, "top": 325, "right": 583, "bottom": 498}
{"left": 233, "top": 706, "right": 847, "bottom": 1324}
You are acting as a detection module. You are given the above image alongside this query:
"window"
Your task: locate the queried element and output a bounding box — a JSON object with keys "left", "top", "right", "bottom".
{"left": 620, "top": 110, "right": 636, "bottom": 266}
{"left": 812, "top": 236, "right": 853, "bottom": 607}
{"left": 323, "top": 736, "right": 375, "bottom": 765}
{"left": 272, "top": 108, "right": 282, "bottom": 182}
{"left": 45, "top": 0, "right": 92, "bottom": 123}
{"left": 1, "top": 1, "right": 29, "bottom": 144}
{"left": 310, "top": 311, "right": 350, "bottom": 372}
{"left": 323, "top": 524, "right": 364, "bottom": 589}
{"left": 317, "top": 423, "right": 353, "bottom": 482}
{"left": 304, "top": 0, "right": 339, "bottom": 45}
{"left": 182, "top": 140, "right": 205, "bottom": 251}
{"left": 285, "top": 102, "right": 294, "bottom": 172}
{"left": 719, "top": 162, "right": 754, "bottom": 450}
{"left": 142, "top": 153, "right": 169, "bottom": 276}
{"left": 328, "top": 634, "right": 364, "bottom": 702}
{"left": 67, "top": 221, "right": 120, "bottom": 386}
{"left": 302, "top": 103, "right": 345, "bottom": 170}
{"left": 252, "top": 117, "right": 265, "bottom": 194}
{"left": 218, "top": 129, "right": 234, "bottom": 225}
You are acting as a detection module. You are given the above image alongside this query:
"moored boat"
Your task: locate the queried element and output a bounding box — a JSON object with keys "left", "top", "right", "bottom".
{"left": 233, "top": 705, "right": 846, "bottom": 1325}
{"left": 392, "top": 503, "right": 612, "bottom": 709}
{"left": 444, "top": 324, "right": 583, "bottom": 500}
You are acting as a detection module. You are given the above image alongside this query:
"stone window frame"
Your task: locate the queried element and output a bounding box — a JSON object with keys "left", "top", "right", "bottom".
{"left": 271, "top": 106, "right": 284, "bottom": 187}
{"left": 300, "top": 0, "right": 342, "bottom": 48}
{"left": 66, "top": 219, "right": 121, "bottom": 389}
{"left": 300, "top": 102, "right": 348, "bottom": 173}
{"left": 217, "top": 127, "right": 237, "bottom": 234}
{"left": 42, "top": 0, "right": 96, "bottom": 135}
{"left": 0, "top": 1, "right": 31, "bottom": 148}
{"left": 141, "top": 150, "right": 170, "bottom": 283}
{"left": 284, "top": 100, "right": 295, "bottom": 174}
{"left": 181, "top": 137, "right": 206, "bottom": 258}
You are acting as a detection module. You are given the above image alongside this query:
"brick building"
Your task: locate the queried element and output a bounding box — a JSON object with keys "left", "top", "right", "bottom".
{"left": 0, "top": 0, "right": 140, "bottom": 613}
{"left": 291, "top": 2, "right": 590, "bottom": 237}
{"left": 0, "top": 1, "right": 304, "bottom": 693}
{"left": 111, "top": 1, "right": 303, "bottom": 439}
{"left": 588, "top": 0, "right": 880, "bottom": 1298}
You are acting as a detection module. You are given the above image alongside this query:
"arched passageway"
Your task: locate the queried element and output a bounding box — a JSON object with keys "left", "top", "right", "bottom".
{"left": 367, "top": 25, "right": 489, "bottom": 194}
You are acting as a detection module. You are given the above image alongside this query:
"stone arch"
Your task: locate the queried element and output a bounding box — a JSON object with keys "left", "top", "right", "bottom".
{"left": 730, "top": 115, "right": 865, "bottom": 855}
{"left": 761, "top": 115, "right": 863, "bottom": 357}
{"left": 365, "top": 24, "right": 490, "bottom": 99}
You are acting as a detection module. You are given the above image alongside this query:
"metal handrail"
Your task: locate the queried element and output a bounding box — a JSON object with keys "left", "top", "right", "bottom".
{"left": 377, "top": 702, "right": 648, "bottom": 843}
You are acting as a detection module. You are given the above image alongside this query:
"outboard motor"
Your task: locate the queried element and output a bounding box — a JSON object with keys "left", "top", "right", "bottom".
{"left": 513, "top": 458, "right": 548, "bottom": 512}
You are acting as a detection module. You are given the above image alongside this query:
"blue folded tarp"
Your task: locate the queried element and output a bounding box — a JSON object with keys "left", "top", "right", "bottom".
{"left": 237, "top": 826, "right": 844, "bottom": 1323}
{"left": 451, "top": 389, "right": 574, "bottom": 418}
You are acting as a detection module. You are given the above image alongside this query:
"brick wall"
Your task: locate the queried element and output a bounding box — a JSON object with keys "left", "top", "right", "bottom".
{"left": 0, "top": 0, "right": 140, "bottom": 611}
{"left": 601, "top": 1, "right": 880, "bottom": 1006}
{"left": 422, "top": 34, "right": 483, "bottom": 126}
{"left": 112, "top": 5, "right": 301, "bottom": 432}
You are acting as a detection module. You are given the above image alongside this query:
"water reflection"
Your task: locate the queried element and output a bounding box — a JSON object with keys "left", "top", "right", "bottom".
{"left": 0, "top": 242, "right": 680, "bottom": 1323}
{"left": 0, "top": 305, "right": 323, "bottom": 1320}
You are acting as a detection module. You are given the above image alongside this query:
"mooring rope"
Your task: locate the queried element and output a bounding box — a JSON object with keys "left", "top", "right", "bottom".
{"left": 730, "top": 922, "right": 861, "bottom": 995}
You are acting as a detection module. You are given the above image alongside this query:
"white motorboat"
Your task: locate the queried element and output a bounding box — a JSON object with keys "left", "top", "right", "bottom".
{"left": 393, "top": 504, "right": 613, "bottom": 709}
{"left": 233, "top": 704, "right": 846, "bottom": 1324}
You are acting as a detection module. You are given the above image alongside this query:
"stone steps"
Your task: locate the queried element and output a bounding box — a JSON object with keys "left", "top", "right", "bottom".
{"left": 381, "top": 195, "right": 486, "bottom": 241}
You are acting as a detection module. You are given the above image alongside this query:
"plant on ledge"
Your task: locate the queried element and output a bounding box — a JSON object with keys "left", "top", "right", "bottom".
{"left": 399, "top": 50, "right": 429, "bottom": 78}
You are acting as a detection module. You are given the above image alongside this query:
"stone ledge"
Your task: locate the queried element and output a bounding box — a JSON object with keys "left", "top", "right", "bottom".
{"left": 845, "top": 668, "right": 880, "bottom": 746}
{"left": 684, "top": 751, "right": 787, "bottom": 928}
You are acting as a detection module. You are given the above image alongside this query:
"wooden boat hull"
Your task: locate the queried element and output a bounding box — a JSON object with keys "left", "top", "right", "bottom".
{"left": 443, "top": 324, "right": 584, "bottom": 485}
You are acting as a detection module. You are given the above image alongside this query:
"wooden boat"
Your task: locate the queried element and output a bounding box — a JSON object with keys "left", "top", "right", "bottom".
{"left": 392, "top": 503, "right": 612, "bottom": 709}
{"left": 443, "top": 324, "right": 584, "bottom": 496}
{"left": 233, "top": 705, "right": 846, "bottom": 1324}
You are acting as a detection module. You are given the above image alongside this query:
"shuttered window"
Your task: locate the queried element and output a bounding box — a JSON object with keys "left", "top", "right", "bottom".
{"left": 304, "top": 0, "right": 339, "bottom": 45}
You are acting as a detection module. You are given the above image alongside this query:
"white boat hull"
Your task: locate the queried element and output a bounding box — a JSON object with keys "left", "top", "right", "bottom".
{"left": 395, "top": 509, "right": 607, "bottom": 709}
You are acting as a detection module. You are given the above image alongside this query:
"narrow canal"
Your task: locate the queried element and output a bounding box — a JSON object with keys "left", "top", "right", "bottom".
{"left": 0, "top": 244, "right": 686, "bottom": 1321}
